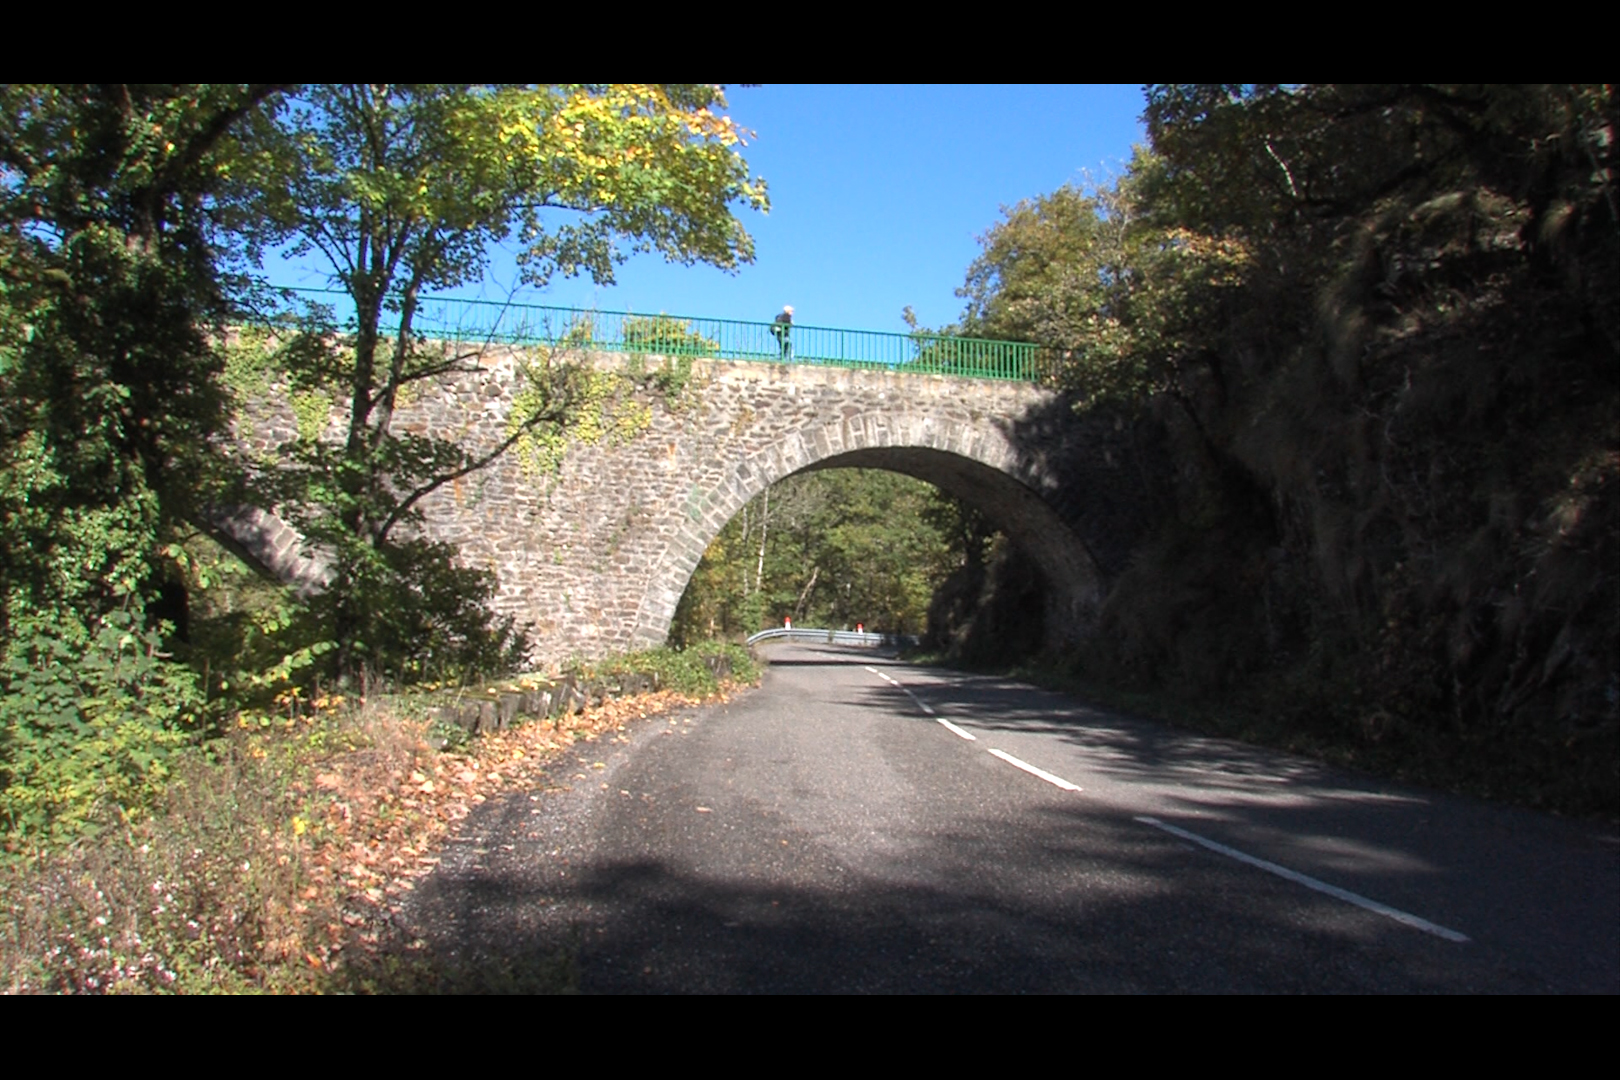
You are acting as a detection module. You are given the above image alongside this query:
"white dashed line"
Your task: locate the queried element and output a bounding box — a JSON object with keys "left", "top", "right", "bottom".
{"left": 859, "top": 662, "right": 1464, "bottom": 946}
{"left": 987, "top": 749, "right": 1082, "bottom": 792}
{"left": 1134, "top": 816, "right": 1470, "bottom": 943}
{"left": 902, "top": 689, "right": 935, "bottom": 715}
{"left": 868, "top": 666, "right": 933, "bottom": 714}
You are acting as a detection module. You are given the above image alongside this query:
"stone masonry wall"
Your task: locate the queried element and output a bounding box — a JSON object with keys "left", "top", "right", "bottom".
{"left": 227, "top": 348, "right": 1161, "bottom": 669}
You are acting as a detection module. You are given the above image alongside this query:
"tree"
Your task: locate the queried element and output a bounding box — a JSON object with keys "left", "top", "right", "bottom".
{"left": 956, "top": 159, "right": 1251, "bottom": 408}
{"left": 1, "top": 85, "right": 285, "bottom": 845}
{"left": 226, "top": 85, "right": 769, "bottom": 677}
{"left": 670, "top": 470, "right": 967, "bottom": 643}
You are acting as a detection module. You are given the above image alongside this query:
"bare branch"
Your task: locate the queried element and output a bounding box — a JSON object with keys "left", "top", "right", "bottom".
{"left": 376, "top": 382, "right": 580, "bottom": 542}
{"left": 1264, "top": 140, "right": 1301, "bottom": 200}
{"left": 390, "top": 354, "right": 488, "bottom": 387}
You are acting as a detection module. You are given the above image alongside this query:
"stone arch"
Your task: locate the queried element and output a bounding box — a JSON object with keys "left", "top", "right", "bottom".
{"left": 203, "top": 505, "right": 332, "bottom": 598}
{"left": 628, "top": 410, "right": 1103, "bottom": 650}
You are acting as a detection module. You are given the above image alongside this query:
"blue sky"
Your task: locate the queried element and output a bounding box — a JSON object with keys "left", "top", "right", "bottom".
{"left": 267, "top": 85, "right": 1149, "bottom": 337}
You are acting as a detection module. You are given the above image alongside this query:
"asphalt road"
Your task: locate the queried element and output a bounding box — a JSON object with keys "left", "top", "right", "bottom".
{"left": 409, "top": 643, "right": 1619, "bottom": 993}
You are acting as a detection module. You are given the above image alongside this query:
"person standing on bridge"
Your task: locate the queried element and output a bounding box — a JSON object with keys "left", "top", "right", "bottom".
{"left": 770, "top": 304, "right": 793, "bottom": 361}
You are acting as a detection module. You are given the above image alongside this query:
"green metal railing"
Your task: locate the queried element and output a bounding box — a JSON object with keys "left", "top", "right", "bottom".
{"left": 276, "top": 289, "right": 1052, "bottom": 383}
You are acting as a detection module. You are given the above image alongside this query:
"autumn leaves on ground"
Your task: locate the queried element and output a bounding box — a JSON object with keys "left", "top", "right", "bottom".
{"left": 0, "top": 679, "right": 749, "bottom": 993}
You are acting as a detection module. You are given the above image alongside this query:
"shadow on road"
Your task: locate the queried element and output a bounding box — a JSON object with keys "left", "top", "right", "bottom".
{"left": 385, "top": 645, "right": 1617, "bottom": 994}
{"left": 402, "top": 796, "right": 1542, "bottom": 994}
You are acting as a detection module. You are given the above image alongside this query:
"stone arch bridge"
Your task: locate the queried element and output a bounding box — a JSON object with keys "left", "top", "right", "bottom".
{"left": 225, "top": 348, "right": 1157, "bottom": 668}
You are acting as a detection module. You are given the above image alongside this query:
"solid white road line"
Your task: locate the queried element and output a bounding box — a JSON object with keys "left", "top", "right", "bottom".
{"left": 1134, "top": 815, "right": 1470, "bottom": 943}
{"left": 936, "top": 718, "right": 977, "bottom": 741}
{"left": 988, "top": 748, "right": 1082, "bottom": 792}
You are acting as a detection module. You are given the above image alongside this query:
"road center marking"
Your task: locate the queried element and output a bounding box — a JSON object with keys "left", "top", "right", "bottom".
{"left": 868, "top": 666, "right": 936, "bottom": 715}
{"left": 1134, "top": 816, "right": 1470, "bottom": 943}
{"left": 988, "top": 749, "right": 1082, "bottom": 792}
{"left": 936, "top": 718, "right": 977, "bottom": 741}
{"left": 902, "top": 689, "right": 935, "bottom": 715}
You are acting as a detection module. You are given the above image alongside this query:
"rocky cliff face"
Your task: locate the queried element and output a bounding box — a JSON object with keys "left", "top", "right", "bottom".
{"left": 1048, "top": 186, "right": 1616, "bottom": 815}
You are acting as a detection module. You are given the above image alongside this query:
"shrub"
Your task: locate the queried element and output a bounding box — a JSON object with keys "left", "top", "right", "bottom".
{"left": 1, "top": 609, "right": 200, "bottom": 854}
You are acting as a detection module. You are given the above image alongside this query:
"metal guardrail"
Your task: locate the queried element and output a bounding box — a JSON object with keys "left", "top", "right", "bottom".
{"left": 274, "top": 289, "right": 1052, "bottom": 384}
{"left": 745, "top": 627, "right": 921, "bottom": 649}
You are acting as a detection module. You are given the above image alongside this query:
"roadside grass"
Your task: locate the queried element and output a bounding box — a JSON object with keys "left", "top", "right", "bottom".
{"left": 1, "top": 647, "right": 757, "bottom": 994}
{"left": 586, "top": 641, "right": 756, "bottom": 697}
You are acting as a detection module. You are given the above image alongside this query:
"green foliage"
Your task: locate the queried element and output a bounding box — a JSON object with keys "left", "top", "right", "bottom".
{"left": 228, "top": 86, "right": 767, "bottom": 297}
{"left": 288, "top": 388, "right": 333, "bottom": 443}
{"left": 0, "top": 608, "right": 200, "bottom": 852}
{"left": 504, "top": 315, "right": 711, "bottom": 480}
{"left": 307, "top": 535, "right": 526, "bottom": 687}
{"left": 1, "top": 85, "right": 285, "bottom": 853}
{"left": 671, "top": 470, "right": 972, "bottom": 644}
{"left": 623, "top": 314, "right": 717, "bottom": 357}
{"left": 623, "top": 315, "right": 708, "bottom": 404}
{"left": 956, "top": 158, "right": 1252, "bottom": 407}
{"left": 924, "top": 534, "right": 1046, "bottom": 668}
{"left": 506, "top": 352, "right": 653, "bottom": 477}
{"left": 589, "top": 641, "right": 756, "bottom": 697}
